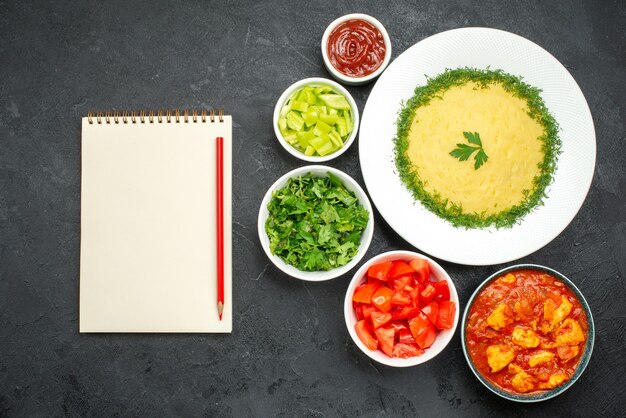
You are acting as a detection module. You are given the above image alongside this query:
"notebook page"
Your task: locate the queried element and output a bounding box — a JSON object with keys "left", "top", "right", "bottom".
{"left": 80, "top": 117, "right": 232, "bottom": 332}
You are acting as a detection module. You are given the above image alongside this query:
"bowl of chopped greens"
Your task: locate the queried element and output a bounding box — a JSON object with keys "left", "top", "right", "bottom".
{"left": 258, "top": 165, "right": 373, "bottom": 281}
{"left": 273, "top": 78, "right": 359, "bottom": 162}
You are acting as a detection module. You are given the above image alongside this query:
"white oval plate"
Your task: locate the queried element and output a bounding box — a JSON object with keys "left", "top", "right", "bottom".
{"left": 359, "top": 27, "right": 596, "bottom": 266}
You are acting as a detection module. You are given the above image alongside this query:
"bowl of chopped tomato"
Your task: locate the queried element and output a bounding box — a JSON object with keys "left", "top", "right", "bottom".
{"left": 344, "top": 250, "right": 459, "bottom": 367}
{"left": 462, "top": 264, "right": 594, "bottom": 402}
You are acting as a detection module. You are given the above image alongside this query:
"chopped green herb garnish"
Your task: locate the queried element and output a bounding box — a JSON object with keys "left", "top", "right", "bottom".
{"left": 265, "top": 173, "right": 369, "bottom": 271}
{"left": 450, "top": 132, "right": 489, "bottom": 170}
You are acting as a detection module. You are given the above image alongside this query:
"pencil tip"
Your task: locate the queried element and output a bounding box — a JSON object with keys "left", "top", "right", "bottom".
{"left": 217, "top": 301, "right": 224, "bottom": 320}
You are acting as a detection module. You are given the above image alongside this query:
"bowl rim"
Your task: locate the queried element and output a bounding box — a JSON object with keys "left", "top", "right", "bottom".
{"left": 257, "top": 165, "right": 374, "bottom": 281}
{"left": 272, "top": 77, "right": 360, "bottom": 162}
{"left": 344, "top": 250, "right": 460, "bottom": 367}
{"left": 321, "top": 13, "right": 392, "bottom": 85}
{"left": 461, "top": 263, "right": 595, "bottom": 402}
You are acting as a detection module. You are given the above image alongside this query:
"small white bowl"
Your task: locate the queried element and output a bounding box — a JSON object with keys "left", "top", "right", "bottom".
{"left": 344, "top": 250, "right": 459, "bottom": 367}
{"left": 273, "top": 77, "right": 360, "bottom": 163}
{"left": 258, "top": 165, "right": 374, "bottom": 281}
{"left": 321, "top": 13, "right": 392, "bottom": 86}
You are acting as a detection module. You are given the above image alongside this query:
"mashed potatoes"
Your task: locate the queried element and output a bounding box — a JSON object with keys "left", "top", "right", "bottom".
{"left": 405, "top": 82, "right": 545, "bottom": 215}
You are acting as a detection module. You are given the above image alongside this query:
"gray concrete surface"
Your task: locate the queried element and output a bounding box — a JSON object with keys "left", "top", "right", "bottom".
{"left": 1, "top": 0, "right": 625, "bottom": 416}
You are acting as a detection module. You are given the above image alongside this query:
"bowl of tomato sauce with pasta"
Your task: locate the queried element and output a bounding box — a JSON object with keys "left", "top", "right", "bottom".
{"left": 462, "top": 265, "right": 594, "bottom": 402}
{"left": 321, "top": 14, "right": 392, "bottom": 85}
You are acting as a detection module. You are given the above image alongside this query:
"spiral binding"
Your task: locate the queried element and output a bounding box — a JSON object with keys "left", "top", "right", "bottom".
{"left": 87, "top": 108, "right": 225, "bottom": 124}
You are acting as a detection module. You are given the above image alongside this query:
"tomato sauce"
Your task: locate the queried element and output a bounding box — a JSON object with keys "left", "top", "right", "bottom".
{"left": 465, "top": 270, "right": 588, "bottom": 394}
{"left": 327, "top": 19, "right": 386, "bottom": 78}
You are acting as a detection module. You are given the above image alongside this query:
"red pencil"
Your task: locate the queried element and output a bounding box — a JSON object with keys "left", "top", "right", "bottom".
{"left": 216, "top": 136, "right": 224, "bottom": 320}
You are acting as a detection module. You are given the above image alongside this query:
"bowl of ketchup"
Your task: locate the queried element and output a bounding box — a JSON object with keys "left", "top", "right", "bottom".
{"left": 322, "top": 13, "right": 392, "bottom": 85}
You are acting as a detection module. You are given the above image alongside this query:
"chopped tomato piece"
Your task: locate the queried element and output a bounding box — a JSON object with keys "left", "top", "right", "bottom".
{"left": 354, "top": 303, "right": 364, "bottom": 320}
{"left": 355, "top": 320, "right": 378, "bottom": 351}
{"left": 421, "top": 326, "right": 437, "bottom": 349}
{"left": 409, "top": 312, "right": 437, "bottom": 349}
{"left": 368, "top": 261, "right": 393, "bottom": 281}
{"left": 391, "top": 306, "right": 421, "bottom": 320}
{"left": 434, "top": 280, "right": 450, "bottom": 303}
{"left": 409, "top": 259, "right": 431, "bottom": 283}
{"left": 391, "top": 291, "right": 412, "bottom": 306}
{"left": 374, "top": 326, "right": 395, "bottom": 357}
{"left": 420, "top": 284, "right": 436, "bottom": 304}
{"left": 409, "top": 287, "right": 421, "bottom": 308}
{"left": 352, "top": 283, "right": 378, "bottom": 304}
{"left": 413, "top": 272, "right": 427, "bottom": 285}
{"left": 371, "top": 286, "right": 394, "bottom": 313}
{"left": 421, "top": 301, "right": 439, "bottom": 324}
{"left": 398, "top": 328, "right": 416, "bottom": 344}
{"left": 392, "top": 342, "right": 423, "bottom": 358}
{"left": 392, "top": 276, "right": 412, "bottom": 291}
{"left": 436, "top": 300, "right": 456, "bottom": 330}
{"left": 389, "top": 321, "right": 408, "bottom": 334}
{"left": 367, "top": 276, "right": 381, "bottom": 284}
{"left": 362, "top": 304, "right": 376, "bottom": 319}
{"left": 388, "top": 260, "right": 415, "bottom": 279}
{"left": 370, "top": 310, "right": 392, "bottom": 329}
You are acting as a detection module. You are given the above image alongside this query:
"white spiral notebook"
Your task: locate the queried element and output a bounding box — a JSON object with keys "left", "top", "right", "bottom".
{"left": 80, "top": 110, "right": 232, "bottom": 333}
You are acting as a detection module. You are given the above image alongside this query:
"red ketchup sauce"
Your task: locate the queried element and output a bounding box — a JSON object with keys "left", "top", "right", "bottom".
{"left": 327, "top": 19, "right": 386, "bottom": 78}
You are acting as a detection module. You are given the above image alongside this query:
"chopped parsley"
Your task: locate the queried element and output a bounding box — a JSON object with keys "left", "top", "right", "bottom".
{"left": 265, "top": 172, "right": 369, "bottom": 271}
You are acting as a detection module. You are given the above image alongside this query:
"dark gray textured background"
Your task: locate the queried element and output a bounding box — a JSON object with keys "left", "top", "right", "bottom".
{"left": 1, "top": 0, "right": 625, "bottom": 416}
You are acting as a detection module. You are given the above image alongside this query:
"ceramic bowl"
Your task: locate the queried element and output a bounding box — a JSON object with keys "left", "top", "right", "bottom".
{"left": 321, "top": 13, "right": 392, "bottom": 85}
{"left": 273, "top": 77, "right": 359, "bottom": 162}
{"left": 258, "top": 165, "right": 373, "bottom": 281}
{"left": 344, "top": 250, "right": 459, "bottom": 367}
{"left": 461, "top": 264, "right": 595, "bottom": 402}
